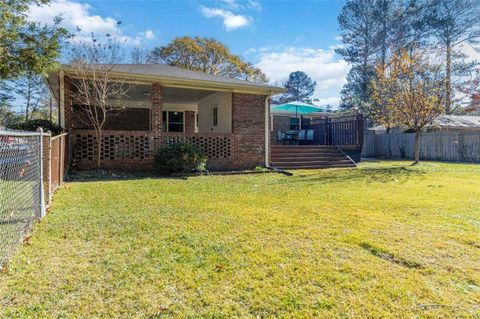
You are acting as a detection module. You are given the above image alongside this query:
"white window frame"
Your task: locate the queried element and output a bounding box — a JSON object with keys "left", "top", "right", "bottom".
{"left": 162, "top": 110, "right": 185, "bottom": 132}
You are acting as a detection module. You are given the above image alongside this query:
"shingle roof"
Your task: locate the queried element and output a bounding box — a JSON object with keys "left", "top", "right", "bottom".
{"left": 61, "top": 63, "right": 284, "bottom": 93}
{"left": 433, "top": 115, "right": 480, "bottom": 129}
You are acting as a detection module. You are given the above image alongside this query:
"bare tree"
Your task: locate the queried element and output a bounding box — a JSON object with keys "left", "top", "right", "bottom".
{"left": 68, "top": 34, "right": 135, "bottom": 168}
{"left": 14, "top": 72, "right": 49, "bottom": 120}
{"left": 130, "top": 46, "right": 149, "bottom": 64}
{"left": 371, "top": 50, "right": 445, "bottom": 164}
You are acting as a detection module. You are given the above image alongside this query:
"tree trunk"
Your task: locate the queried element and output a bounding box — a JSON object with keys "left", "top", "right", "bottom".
{"left": 25, "top": 94, "right": 30, "bottom": 121}
{"left": 445, "top": 42, "right": 452, "bottom": 114}
{"left": 96, "top": 130, "right": 102, "bottom": 169}
{"left": 413, "top": 128, "right": 421, "bottom": 164}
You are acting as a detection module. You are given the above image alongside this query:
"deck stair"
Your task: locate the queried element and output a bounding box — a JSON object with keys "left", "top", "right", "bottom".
{"left": 270, "top": 145, "right": 356, "bottom": 169}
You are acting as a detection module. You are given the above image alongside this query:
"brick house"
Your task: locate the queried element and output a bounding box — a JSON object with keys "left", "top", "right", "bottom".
{"left": 47, "top": 64, "right": 284, "bottom": 170}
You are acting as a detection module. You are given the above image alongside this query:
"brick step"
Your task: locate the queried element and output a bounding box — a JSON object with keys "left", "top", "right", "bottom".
{"left": 274, "top": 163, "right": 357, "bottom": 170}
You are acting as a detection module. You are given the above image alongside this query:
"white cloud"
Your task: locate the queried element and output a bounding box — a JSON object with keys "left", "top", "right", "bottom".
{"left": 28, "top": 0, "right": 153, "bottom": 45}
{"left": 144, "top": 30, "right": 155, "bottom": 40}
{"left": 221, "top": 0, "right": 240, "bottom": 9}
{"left": 247, "top": 0, "right": 262, "bottom": 11}
{"left": 199, "top": 6, "right": 251, "bottom": 31}
{"left": 253, "top": 47, "right": 350, "bottom": 107}
{"left": 459, "top": 42, "right": 480, "bottom": 63}
{"left": 220, "top": 0, "right": 262, "bottom": 11}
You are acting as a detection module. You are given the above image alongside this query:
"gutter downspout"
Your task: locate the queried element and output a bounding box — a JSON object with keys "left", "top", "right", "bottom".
{"left": 265, "top": 91, "right": 273, "bottom": 167}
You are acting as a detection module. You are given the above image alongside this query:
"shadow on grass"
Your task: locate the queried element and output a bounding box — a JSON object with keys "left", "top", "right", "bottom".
{"left": 67, "top": 170, "right": 188, "bottom": 183}
{"left": 359, "top": 242, "right": 423, "bottom": 269}
{"left": 285, "top": 165, "right": 426, "bottom": 185}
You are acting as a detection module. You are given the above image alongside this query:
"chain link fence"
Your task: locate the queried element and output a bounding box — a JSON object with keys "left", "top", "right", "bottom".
{"left": 0, "top": 130, "right": 46, "bottom": 267}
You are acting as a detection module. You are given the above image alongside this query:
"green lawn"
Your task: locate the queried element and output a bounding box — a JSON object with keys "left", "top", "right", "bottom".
{"left": 1, "top": 161, "right": 480, "bottom": 318}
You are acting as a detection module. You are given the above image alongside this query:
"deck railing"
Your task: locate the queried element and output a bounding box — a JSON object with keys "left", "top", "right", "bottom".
{"left": 303, "top": 114, "right": 364, "bottom": 147}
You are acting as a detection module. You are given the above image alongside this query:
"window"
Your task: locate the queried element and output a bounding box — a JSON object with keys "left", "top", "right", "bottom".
{"left": 289, "top": 117, "right": 299, "bottom": 130}
{"left": 212, "top": 106, "right": 218, "bottom": 126}
{"left": 162, "top": 111, "right": 184, "bottom": 132}
{"left": 302, "top": 117, "right": 311, "bottom": 127}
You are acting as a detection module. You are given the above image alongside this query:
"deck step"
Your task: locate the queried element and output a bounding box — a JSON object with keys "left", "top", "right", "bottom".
{"left": 274, "top": 163, "right": 356, "bottom": 170}
{"left": 271, "top": 153, "right": 345, "bottom": 159}
{"left": 272, "top": 158, "right": 351, "bottom": 166}
{"left": 272, "top": 160, "right": 353, "bottom": 166}
{"left": 270, "top": 145, "right": 356, "bottom": 170}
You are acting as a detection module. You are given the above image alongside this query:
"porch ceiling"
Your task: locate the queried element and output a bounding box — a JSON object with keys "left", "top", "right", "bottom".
{"left": 125, "top": 85, "right": 216, "bottom": 104}
{"left": 45, "top": 75, "right": 218, "bottom": 105}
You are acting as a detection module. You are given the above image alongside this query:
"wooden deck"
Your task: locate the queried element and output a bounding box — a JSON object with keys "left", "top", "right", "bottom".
{"left": 270, "top": 145, "right": 356, "bottom": 169}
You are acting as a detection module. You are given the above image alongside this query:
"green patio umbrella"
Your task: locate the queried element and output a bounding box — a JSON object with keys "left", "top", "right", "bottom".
{"left": 271, "top": 101, "right": 323, "bottom": 116}
{"left": 271, "top": 101, "right": 323, "bottom": 129}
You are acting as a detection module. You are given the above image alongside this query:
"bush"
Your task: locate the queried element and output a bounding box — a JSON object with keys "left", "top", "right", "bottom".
{"left": 154, "top": 142, "right": 207, "bottom": 175}
{"left": 9, "top": 119, "right": 62, "bottom": 135}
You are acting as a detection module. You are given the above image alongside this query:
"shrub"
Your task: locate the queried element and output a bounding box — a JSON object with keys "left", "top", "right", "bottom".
{"left": 154, "top": 142, "right": 207, "bottom": 175}
{"left": 9, "top": 119, "right": 62, "bottom": 135}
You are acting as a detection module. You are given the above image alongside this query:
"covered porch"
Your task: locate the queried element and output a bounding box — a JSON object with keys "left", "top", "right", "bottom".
{"left": 64, "top": 82, "right": 270, "bottom": 170}
{"left": 47, "top": 64, "right": 285, "bottom": 171}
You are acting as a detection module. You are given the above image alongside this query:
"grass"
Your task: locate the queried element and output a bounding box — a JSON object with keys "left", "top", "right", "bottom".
{"left": 1, "top": 161, "right": 480, "bottom": 318}
{"left": 0, "top": 180, "right": 38, "bottom": 266}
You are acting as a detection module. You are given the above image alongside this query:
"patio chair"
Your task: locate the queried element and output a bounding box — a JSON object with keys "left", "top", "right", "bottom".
{"left": 297, "top": 130, "right": 307, "bottom": 144}
{"left": 306, "top": 130, "right": 315, "bottom": 144}
{"left": 276, "top": 130, "right": 285, "bottom": 144}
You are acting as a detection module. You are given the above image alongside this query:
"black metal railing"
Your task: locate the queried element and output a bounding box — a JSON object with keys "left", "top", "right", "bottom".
{"left": 303, "top": 114, "right": 364, "bottom": 147}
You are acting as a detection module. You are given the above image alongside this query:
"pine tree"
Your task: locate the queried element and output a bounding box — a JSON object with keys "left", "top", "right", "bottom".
{"left": 0, "top": 0, "right": 67, "bottom": 80}
{"left": 427, "top": 0, "right": 480, "bottom": 114}
{"left": 279, "top": 71, "right": 316, "bottom": 103}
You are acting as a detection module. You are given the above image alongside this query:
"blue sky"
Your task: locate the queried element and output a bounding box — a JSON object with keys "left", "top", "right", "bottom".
{"left": 28, "top": 0, "right": 350, "bottom": 108}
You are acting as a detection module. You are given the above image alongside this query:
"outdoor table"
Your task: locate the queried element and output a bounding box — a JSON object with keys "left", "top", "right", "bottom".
{"left": 284, "top": 130, "right": 299, "bottom": 144}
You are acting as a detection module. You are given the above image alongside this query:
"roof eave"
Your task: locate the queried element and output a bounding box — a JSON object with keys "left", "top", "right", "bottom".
{"left": 57, "top": 66, "right": 286, "bottom": 95}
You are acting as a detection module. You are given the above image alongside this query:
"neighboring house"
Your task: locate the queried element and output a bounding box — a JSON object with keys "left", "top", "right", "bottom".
{"left": 46, "top": 64, "right": 284, "bottom": 170}
{"left": 429, "top": 115, "right": 480, "bottom": 131}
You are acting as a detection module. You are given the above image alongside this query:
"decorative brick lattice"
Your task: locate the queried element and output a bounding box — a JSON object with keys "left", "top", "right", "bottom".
{"left": 160, "top": 134, "right": 232, "bottom": 159}
{"left": 73, "top": 131, "right": 151, "bottom": 164}
{"left": 73, "top": 130, "right": 233, "bottom": 169}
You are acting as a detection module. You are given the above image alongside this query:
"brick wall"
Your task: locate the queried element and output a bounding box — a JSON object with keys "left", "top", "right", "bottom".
{"left": 64, "top": 76, "right": 73, "bottom": 130}
{"left": 151, "top": 84, "right": 163, "bottom": 134}
{"left": 231, "top": 93, "right": 267, "bottom": 169}
{"left": 71, "top": 107, "right": 150, "bottom": 131}
{"left": 185, "top": 111, "right": 196, "bottom": 134}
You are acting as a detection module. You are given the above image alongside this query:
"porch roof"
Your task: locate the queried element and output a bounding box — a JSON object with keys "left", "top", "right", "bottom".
{"left": 56, "top": 64, "right": 285, "bottom": 95}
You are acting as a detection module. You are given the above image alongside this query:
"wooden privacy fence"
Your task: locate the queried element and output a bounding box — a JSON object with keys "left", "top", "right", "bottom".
{"left": 362, "top": 131, "right": 480, "bottom": 162}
